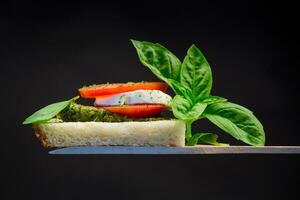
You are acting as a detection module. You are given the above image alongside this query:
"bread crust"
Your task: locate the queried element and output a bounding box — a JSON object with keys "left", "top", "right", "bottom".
{"left": 33, "top": 125, "right": 52, "bottom": 148}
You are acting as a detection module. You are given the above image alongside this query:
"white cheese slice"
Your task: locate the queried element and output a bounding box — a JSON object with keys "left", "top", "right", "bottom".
{"left": 94, "top": 90, "right": 172, "bottom": 107}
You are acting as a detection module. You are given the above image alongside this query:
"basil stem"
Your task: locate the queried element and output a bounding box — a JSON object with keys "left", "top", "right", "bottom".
{"left": 186, "top": 121, "right": 193, "bottom": 140}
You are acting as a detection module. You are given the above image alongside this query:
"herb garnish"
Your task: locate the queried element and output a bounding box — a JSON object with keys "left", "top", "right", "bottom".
{"left": 131, "top": 39, "right": 265, "bottom": 146}
{"left": 22, "top": 96, "right": 79, "bottom": 125}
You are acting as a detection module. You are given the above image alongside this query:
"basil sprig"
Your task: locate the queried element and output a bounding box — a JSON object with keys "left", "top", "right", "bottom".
{"left": 22, "top": 96, "right": 79, "bottom": 124}
{"left": 132, "top": 39, "right": 265, "bottom": 146}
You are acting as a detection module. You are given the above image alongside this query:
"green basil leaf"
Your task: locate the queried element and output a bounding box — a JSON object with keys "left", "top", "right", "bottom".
{"left": 199, "top": 95, "right": 227, "bottom": 104}
{"left": 23, "top": 96, "right": 79, "bottom": 125}
{"left": 180, "top": 44, "right": 212, "bottom": 101}
{"left": 203, "top": 102, "right": 265, "bottom": 146}
{"left": 131, "top": 39, "right": 181, "bottom": 82}
{"left": 167, "top": 79, "right": 193, "bottom": 101}
{"left": 187, "top": 133, "right": 229, "bottom": 146}
{"left": 167, "top": 79, "right": 185, "bottom": 96}
{"left": 172, "top": 95, "right": 207, "bottom": 121}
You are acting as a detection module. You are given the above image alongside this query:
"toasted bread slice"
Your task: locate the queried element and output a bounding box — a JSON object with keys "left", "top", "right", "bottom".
{"left": 34, "top": 120, "right": 185, "bottom": 148}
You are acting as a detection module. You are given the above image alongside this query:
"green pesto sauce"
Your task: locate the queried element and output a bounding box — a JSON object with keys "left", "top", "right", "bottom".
{"left": 57, "top": 102, "right": 168, "bottom": 122}
{"left": 81, "top": 81, "right": 146, "bottom": 89}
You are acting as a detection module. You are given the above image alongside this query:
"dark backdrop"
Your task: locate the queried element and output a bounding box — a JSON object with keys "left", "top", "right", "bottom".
{"left": 1, "top": 1, "right": 299, "bottom": 200}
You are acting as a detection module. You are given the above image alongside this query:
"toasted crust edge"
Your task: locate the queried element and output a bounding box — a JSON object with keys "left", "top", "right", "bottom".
{"left": 33, "top": 125, "right": 52, "bottom": 148}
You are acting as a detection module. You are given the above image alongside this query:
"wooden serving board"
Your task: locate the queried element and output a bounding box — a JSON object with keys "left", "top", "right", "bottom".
{"left": 49, "top": 145, "right": 300, "bottom": 154}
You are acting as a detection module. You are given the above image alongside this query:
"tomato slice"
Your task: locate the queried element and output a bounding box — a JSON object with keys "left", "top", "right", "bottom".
{"left": 102, "top": 104, "right": 166, "bottom": 118}
{"left": 79, "top": 82, "right": 168, "bottom": 98}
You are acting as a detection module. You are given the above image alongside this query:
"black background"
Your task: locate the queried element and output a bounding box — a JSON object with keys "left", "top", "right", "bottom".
{"left": 1, "top": 1, "right": 299, "bottom": 200}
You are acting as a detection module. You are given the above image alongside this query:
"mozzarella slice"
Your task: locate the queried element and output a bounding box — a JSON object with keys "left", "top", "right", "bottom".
{"left": 94, "top": 90, "right": 172, "bottom": 107}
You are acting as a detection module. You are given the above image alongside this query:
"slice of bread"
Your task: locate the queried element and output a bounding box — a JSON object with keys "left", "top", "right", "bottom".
{"left": 34, "top": 120, "right": 185, "bottom": 148}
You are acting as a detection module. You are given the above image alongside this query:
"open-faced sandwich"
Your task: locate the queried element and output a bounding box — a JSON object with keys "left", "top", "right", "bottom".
{"left": 26, "top": 82, "right": 185, "bottom": 147}
{"left": 23, "top": 40, "right": 265, "bottom": 148}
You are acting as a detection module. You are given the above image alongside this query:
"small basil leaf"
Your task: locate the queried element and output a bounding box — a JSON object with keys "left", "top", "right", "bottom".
{"left": 131, "top": 39, "right": 181, "bottom": 82}
{"left": 172, "top": 95, "right": 207, "bottom": 121}
{"left": 180, "top": 44, "right": 212, "bottom": 102}
{"left": 187, "top": 133, "right": 229, "bottom": 146}
{"left": 23, "top": 96, "right": 79, "bottom": 125}
{"left": 199, "top": 96, "right": 227, "bottom": 104}
{"left": 203, "top": 102, "right": 265, "bottom": 146}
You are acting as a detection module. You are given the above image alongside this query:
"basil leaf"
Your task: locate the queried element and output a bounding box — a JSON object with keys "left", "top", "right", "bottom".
{"left": 23, "top": 96, "right": 79, "bottom": 124}
{"left": 167, "top": 79, "right": 193, "bottom": 101}
{"left": 167, "top": 79, "right": 185, "bottom": 96}
{"left": 199, "top": 95, "right": 227, "bottom": 104}
{"left": 131, "top": 39, "right": 181, "bottom": 82}
{"left": 187, "top": 133, "right": 229, "bottom": 146}
{"left": 203, "top": 102, "right": 265, "bottom": 146}
{"left": 172, "top": 95, "right": 207, "bottom": 121}
{"left": 180, "top": 44, "right": 212, "bottom": 102}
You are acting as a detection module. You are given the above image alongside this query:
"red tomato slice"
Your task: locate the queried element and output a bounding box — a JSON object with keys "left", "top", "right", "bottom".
{"left": 79, "top": 82, "right": 168, "bottom": 98}
{"left": 102, "top": 104, "right": 166, "bottom": 118}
